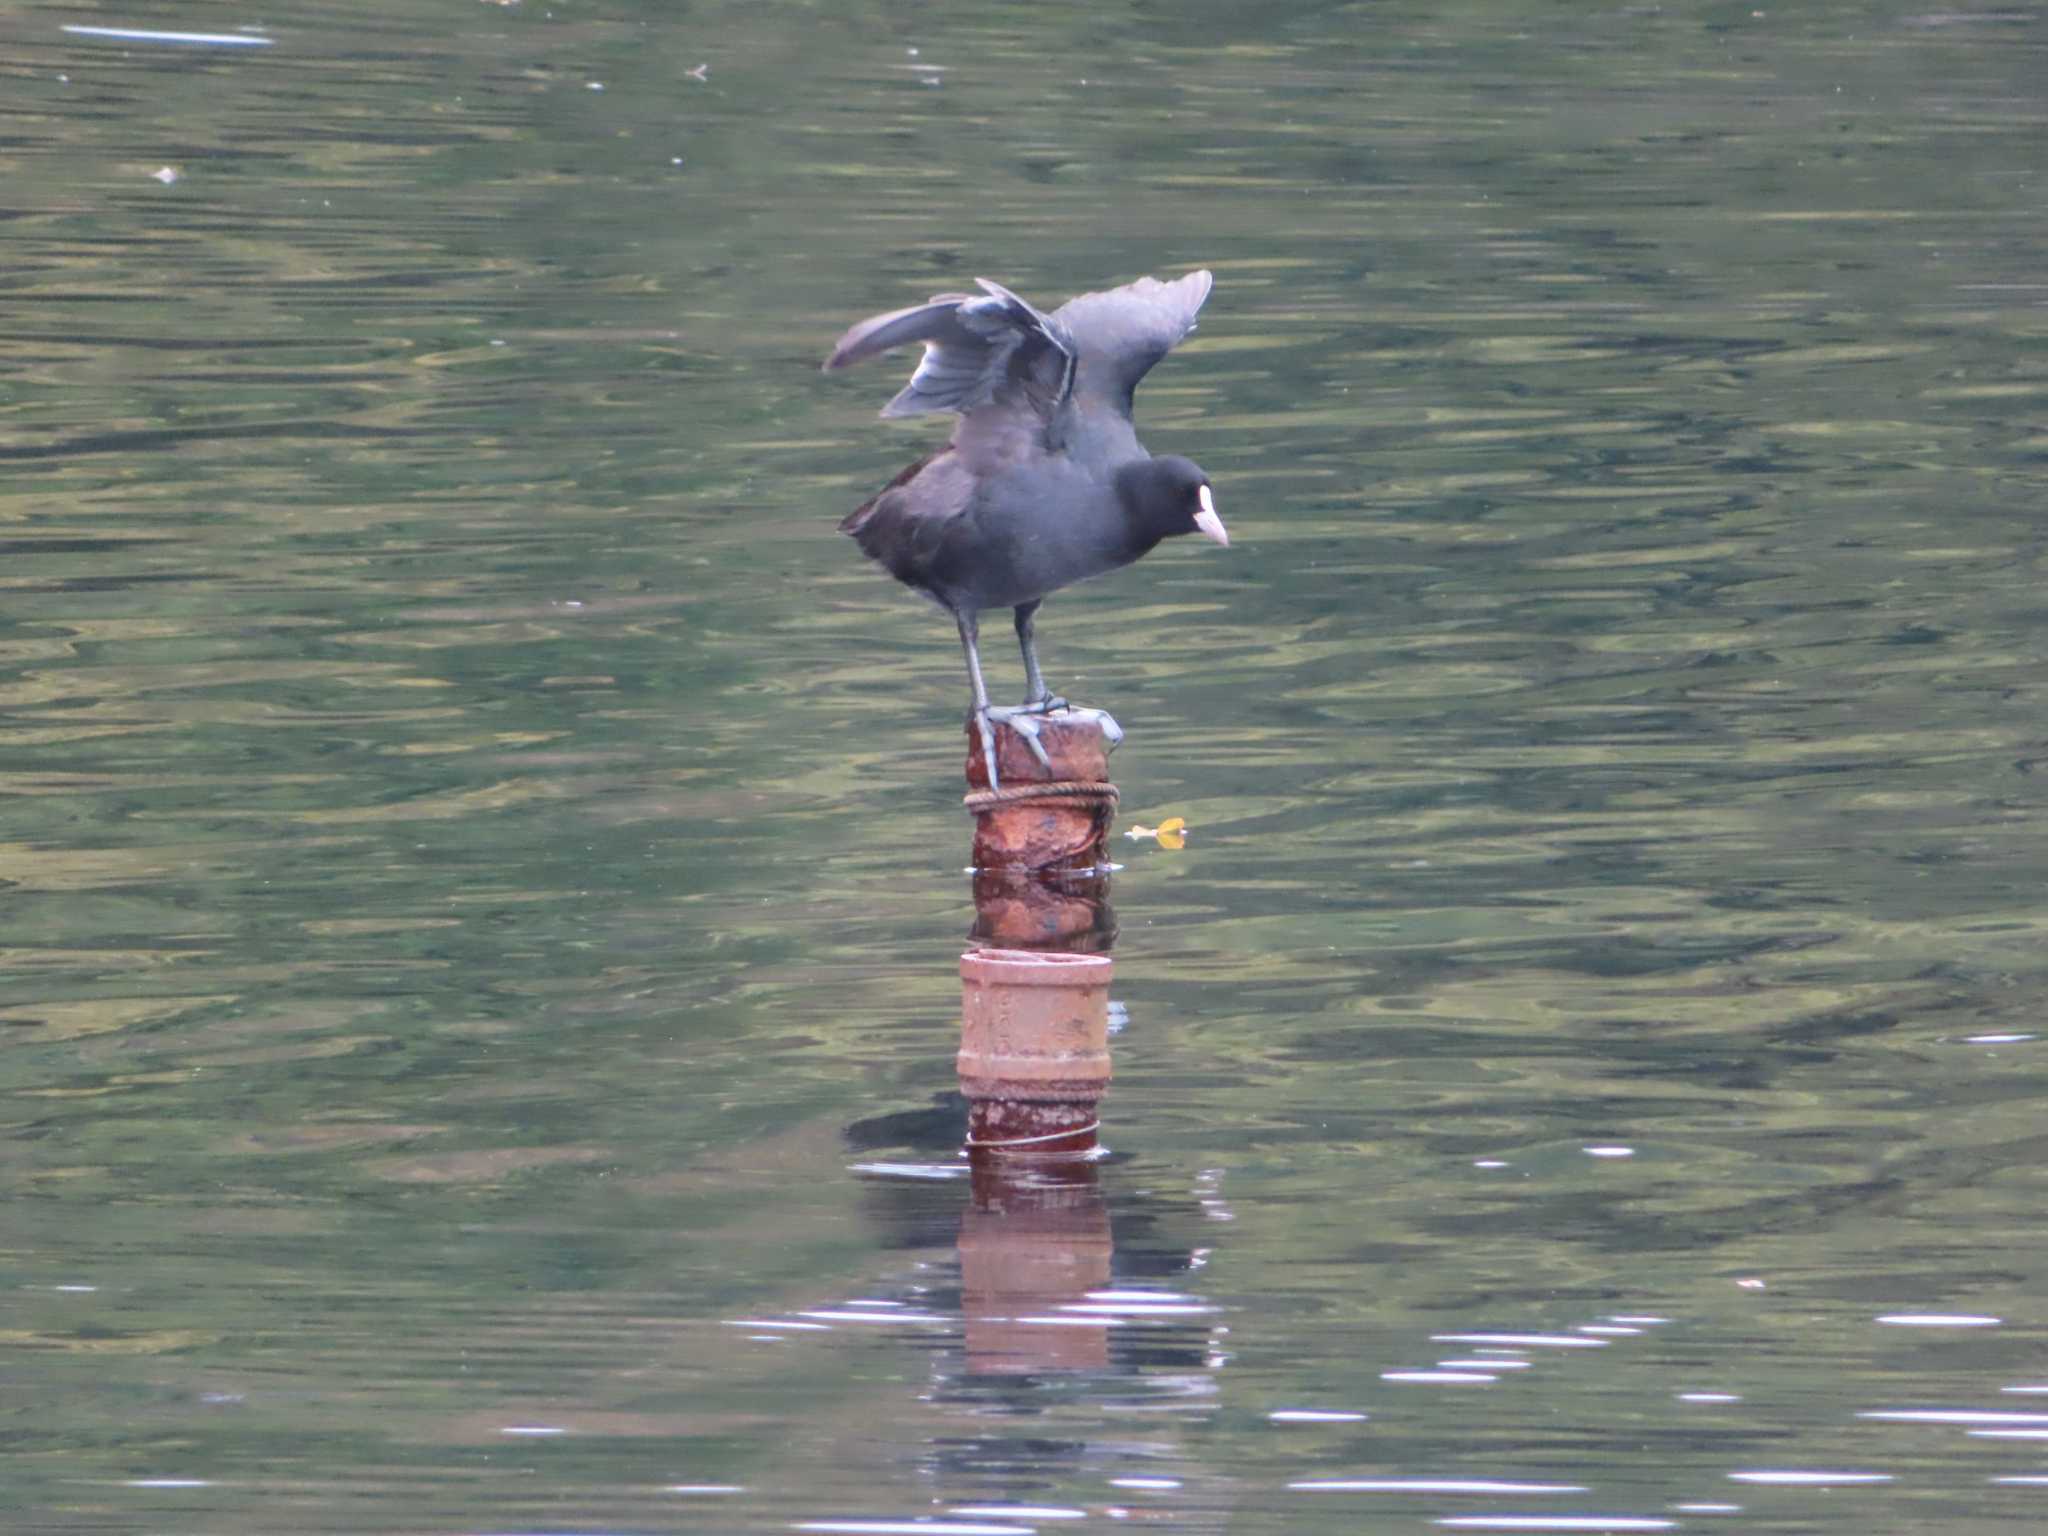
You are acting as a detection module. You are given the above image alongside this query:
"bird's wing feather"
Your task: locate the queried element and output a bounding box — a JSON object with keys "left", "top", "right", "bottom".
{"left": 822, "top": 278, "right": 1075, "bottom": 423}
{"left": 1050, "top": 269, "right": 1212, "bottom": 410}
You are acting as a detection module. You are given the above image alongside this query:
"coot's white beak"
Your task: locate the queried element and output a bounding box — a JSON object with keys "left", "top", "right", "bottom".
{"left": 1193, "top": 483, "right": 1229, "bottom": 547}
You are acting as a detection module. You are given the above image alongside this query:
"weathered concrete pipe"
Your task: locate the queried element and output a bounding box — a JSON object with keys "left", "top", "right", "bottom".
{"left": 963, "top": 708, "right": 1120, "bottom": 873}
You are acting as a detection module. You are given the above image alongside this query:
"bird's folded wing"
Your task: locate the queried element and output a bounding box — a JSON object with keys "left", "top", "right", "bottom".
{"left": 822, "top": 279, "right": 1075, "bottom": 421}
{"left": 1051, "top": 269, "right": 1212, "bottom": 403}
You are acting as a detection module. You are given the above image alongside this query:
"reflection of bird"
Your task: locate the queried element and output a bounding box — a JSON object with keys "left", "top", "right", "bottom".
{"left": 825, "top": 270, "right": 1228, "bottom": 789}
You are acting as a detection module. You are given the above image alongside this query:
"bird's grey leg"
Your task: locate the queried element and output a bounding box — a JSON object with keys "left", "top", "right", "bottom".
{"left": 959, "top": 610, "right": 1048, "bottom": 787}
{"left": 958, "top": 610, "right": 1050, "bottom": 785}
{"left": 956, "top": 610, "right": 1001, "bottom": 790}
{"left": 1012, "top": 600, "right": 1067, "bottom": 712}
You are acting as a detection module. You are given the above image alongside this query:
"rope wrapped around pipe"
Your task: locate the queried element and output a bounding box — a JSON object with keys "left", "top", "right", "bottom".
{"left": 962, "top": 780, "right": 1120, "bottom": 815}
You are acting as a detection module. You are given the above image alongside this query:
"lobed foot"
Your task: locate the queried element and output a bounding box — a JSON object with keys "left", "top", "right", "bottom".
{"left": 971, "top": 701, "right": 1125, "bottom": 790}
{"left": 981, "top": 704, "right": 1055, "bottom": 787}
{"left": 1072, "top": 704, "right": 1124, "bottom": 749}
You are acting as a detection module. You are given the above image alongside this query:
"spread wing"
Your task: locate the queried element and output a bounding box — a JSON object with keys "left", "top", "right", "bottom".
{"left": 822, "top": 278, "right": 1075, "bottom": 422}
{"left": 1050, "top": 269, "right": 1212, "bottom": 412}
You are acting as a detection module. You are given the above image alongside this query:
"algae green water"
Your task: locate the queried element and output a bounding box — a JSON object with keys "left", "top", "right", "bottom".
{"left": 3, "top": 2, "right": 2048, "bottom": 1531}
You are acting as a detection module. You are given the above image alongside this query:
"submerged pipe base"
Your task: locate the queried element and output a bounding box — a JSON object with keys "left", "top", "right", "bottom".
{"left": 958, "top": 947, "right": 1112, "bottom": 1104}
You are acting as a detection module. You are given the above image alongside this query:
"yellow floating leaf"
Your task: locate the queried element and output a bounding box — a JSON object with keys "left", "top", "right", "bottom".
{"left": 1125, "top": 816, "right": 1190, "bottom": 849}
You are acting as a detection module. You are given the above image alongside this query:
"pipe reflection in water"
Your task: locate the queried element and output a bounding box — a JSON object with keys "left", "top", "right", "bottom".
{"left": 955, "top": 708, "right": 1125, "bottom": 1372}
{"left": 956, "top": 861, "right": 1117, "bottom": 1371}
{"left": 934, "top": 855, "right": 1227, "bottom": 1513}
{"left": 811, "top": 727, "right": 1229, "bottom": 1520}
{"left": 958, "top": 1155, "right": 1113, "bottom": 1373}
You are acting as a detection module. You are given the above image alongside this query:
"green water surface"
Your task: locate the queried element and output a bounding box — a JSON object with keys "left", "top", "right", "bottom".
{"left": 3, "top": 2, "right": 2047, "bottom": 1531}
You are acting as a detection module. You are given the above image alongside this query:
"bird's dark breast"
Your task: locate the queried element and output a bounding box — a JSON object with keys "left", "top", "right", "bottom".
{"left": 843, "top": 443, "right": 1154, "bottom": 614}
{"left": 933, "top": 471, "right": 1146, "bottom": 611}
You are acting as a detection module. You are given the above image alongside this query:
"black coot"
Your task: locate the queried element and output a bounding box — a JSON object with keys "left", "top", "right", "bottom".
{"left": 824, "top": 270, "right": 1227, "bottom": 788}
